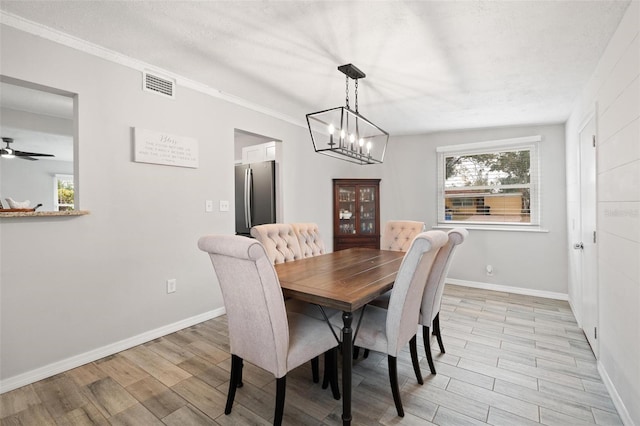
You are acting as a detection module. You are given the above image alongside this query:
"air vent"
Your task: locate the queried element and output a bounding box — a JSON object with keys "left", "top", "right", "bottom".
{"left": 143, "top": 71, "right": 175, "bottom": 99}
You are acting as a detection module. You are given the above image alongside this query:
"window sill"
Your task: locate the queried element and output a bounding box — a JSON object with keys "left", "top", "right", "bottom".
{"left": 0, "top": 210, "right": 90, "bottom": 218}
{"left": 434, "top": 223, "right": 549, "bottom": 233}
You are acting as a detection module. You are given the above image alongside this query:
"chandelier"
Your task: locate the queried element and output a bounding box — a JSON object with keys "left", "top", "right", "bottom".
{"left": 306, "top": 64, "right": 389, "bottom": 165}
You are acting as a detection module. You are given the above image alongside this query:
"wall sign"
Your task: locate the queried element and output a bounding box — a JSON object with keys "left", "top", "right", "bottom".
{"left": 134, "top": 127, "right": 199, "bottom": 168}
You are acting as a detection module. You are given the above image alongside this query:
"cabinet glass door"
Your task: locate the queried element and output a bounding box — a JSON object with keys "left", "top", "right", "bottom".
{"left": 338, "top": 186, "right": 356, "bottom": 234}
{"left": 359, "top": 186, "right": 376, "bottom": 234}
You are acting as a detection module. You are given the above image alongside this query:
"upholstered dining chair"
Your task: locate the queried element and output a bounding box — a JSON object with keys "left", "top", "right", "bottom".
{"left": 418, "top": 227, "right": 468, "bottom": 374}
{"left": 287, "top": 222, "right": 340, "bottom": 388}
{"left": 354, "top": 220, "right": 425, "bottom": 359}
{"left": 291, "top": 222, "right": 326, "bottom": 258}
{"left": 250, "top": 223, "right": 303, "bottom": 264}
{"left": 380, "top": 220, "right": 425, "bottom": 252}
{"left": 331, "top": 230, "right": 448, "bottom": 417}
{"left": 251, "top": 222, "right": 330, "bottom": 385}
{"left": 198, "top": 235, "right": 340, "bottom": 425}
{"left": 369, "top": 227, "right": 468, "bottom": 375}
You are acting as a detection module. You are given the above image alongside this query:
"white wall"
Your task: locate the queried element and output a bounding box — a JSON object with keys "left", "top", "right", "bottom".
{"left": 565, "top": 2, "right": 639, "bottom": 424}
{"left": 0, "top": 24, "right": 354, "bottom": 388}
{"left": 379, "top": 124, "right": 568, "bottom": 296}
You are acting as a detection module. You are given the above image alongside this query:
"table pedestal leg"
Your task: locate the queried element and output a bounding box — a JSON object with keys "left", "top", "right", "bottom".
{"left": 342, "top": 311, "right": 352, "bottom": 425}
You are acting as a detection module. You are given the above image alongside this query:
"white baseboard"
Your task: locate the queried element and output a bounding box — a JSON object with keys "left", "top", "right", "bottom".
{"left": 446, "top": 278, "right": 569, "bottom": 301}
{"left": 598, "top": 361, "right": 635, "bottom": 426}
{"left": 0, "top": 307, "right": 226, "bottom": 394}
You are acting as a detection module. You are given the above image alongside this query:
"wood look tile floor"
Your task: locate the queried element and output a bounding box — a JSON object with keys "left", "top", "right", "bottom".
{"left": 1, "top": 285, "right": 623, "bottom": 425}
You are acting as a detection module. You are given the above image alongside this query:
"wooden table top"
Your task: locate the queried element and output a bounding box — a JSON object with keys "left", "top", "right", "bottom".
{"left": 275, "top": 248, "right": 406, "bottom": 312}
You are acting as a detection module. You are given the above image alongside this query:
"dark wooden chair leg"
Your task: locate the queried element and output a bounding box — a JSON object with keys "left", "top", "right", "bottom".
{"left": 274, "top": 376, "right": 286, "bottom": 426}
{"left": 311, "top": 356, "right": 319, "bottom": 383}
{"left": 423, "top": 325, "right": 436, "bottom": 374}
{"left": 388, "top": 355, "right": 404, "bottom": 417}
{"left": 225, "top": 355, "right": 242, "bottom": 414}
{"left": 353, "top": 346, "right": 360, "bottom": 359}
{"left": 322, "top": 351, "right": 331, "bottom": 389}
{"left": 237, "top": 357, "right": 244, "bottom": 387}
{"left": 327, "top": 347, "right": 341, "bottom": 400}
{"left": 434, "top": 312, "right": 445, "bottom": 353}
{"left": 409, "top": 335, "right": 424, "bottom": 385}
{"left": 322, "top": 367, "right": 329, "bottom": 389}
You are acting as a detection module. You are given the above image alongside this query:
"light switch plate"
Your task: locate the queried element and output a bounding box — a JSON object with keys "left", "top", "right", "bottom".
{"left": 219, "top": 200, "right": 230, "bottom": 211}
{"left": 205, "top": 200, "right": 213, "bottom": 212}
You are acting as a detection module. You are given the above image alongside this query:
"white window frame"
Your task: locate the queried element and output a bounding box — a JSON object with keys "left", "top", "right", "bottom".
{"left": 54, "top": 174, "right": 74, "bottom": 211}
{"left": 436, "top": 135, "right": 541, "bottom": 230}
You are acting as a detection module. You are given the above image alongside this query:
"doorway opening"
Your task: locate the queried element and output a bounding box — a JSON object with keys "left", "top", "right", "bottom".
{"left": 233, "top": 129, "right": 283, "bottom": 235}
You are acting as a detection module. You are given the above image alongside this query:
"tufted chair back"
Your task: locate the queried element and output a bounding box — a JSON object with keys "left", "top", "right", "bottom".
{"left": 250, "top": 223, "right": 303, "bottom": 264}
{"left": 380, "top": 220, "right": 425, "bottom": 252}
{"left": 291, "top": 223, "right": 326, "bottom": 258}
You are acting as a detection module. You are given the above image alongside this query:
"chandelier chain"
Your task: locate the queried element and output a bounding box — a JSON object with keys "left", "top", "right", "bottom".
{"left": 345, "top": 75, "right": 350, "bottom": 109}
{"left": 355, "top": 79, "right": 359, "bottom": 113}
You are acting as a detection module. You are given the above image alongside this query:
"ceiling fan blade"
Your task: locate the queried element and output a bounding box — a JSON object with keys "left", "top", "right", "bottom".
{"left": 14, "top": 150, "right": 55, "bottom": 158}
{"left": 17, "top": 155, "right": 38, "bottom": 161}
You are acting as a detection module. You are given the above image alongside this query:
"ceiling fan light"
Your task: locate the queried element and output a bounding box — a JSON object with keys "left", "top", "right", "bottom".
{"left": 1, "top": 148, "right": 14, "bottom": 158}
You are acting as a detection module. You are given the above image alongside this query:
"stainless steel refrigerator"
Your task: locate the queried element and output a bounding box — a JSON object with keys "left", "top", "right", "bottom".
{"left": 235, "top": 160, "right": 276, "bottom": 236}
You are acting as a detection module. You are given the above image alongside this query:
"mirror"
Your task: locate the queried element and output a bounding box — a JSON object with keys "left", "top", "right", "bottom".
{"left": 0, "top": 76, "right": 76, "bottom": 212}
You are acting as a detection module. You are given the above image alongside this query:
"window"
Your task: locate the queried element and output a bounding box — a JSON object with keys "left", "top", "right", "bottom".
{"left": 54, "top": 174, "right": 74, "bottom": 211}
{"left": 437, "top": 136, "right": 540, "bottom": 227}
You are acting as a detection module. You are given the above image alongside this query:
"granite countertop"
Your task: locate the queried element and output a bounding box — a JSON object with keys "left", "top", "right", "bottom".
{"left": 0, "top": 210, "right": 90, "bottom": 218}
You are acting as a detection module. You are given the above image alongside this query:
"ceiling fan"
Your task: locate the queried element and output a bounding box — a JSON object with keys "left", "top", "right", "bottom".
{"left": 1, "top": 137, "right": 55, "bottom": 161}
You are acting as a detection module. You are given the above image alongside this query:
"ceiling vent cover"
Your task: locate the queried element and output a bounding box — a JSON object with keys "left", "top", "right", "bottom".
{"left": 143, "top": 71, "right": 175, "bottom": 99}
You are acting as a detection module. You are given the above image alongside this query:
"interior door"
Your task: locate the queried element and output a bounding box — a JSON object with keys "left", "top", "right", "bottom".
{"left": 579, "top": 115, "right": 598, "bottom": 357}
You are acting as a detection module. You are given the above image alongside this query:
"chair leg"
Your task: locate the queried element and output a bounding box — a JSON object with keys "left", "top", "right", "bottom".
{"left": 409, "top": 335, "right": 424, "bottom": 385}
{"left": 311, "top": 356, "right": 319, "bottom": 383}
{"left": 434, "top": 312, "right": 445, "bottom": 353}
{"left": 423, "top": 325, "right": 436, "bottom": 374}
{"left": 237, "top": 358, "right": 244, "bottom": 388}
{"left": 327, "top": 347, "right": 341, "bottom": 400}
{"left": 225, "top": 355, "right": 242, "bottom": 414}
{"left": 388, "top": 355, "right": 404, "bottom": 417}
{"left": 363, "top": 349, "right": 370, "bottom": 358}
{"left": 274, "top": 376, "right": 286, "bottom": 426}
{"left": 321, "top": 352, "right": 329, "bottom": 389}
{"left": 353, "top": 346, "right": 360, "bottom": 359}
{"left": 322, "top": 363, "right": 329, "bottom": 389}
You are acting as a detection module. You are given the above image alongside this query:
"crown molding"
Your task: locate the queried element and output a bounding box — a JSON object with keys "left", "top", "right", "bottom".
{"left": 0, "top": 11, "right": 306, "bottom": 129}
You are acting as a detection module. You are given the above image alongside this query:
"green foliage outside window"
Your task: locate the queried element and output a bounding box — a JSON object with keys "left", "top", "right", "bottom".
{"left": 57, "top": 179, "right": 74, "bottom": 210}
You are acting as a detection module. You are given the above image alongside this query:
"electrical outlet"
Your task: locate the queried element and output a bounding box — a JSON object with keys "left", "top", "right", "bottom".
{"left": 486, "top": 265, "right": 494, "bottom": 276}
{"left": 205, "top": 200, "right": 214, "bottom": 212}
{"left": 219, "top": 200, "right": 230, "bottom": 211}
{"left": 167, "top": 278, "right": 177, "bottom": 294}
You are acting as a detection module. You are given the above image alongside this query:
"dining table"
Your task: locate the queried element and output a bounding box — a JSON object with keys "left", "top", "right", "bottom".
{"left": 274, "top": 247, "right": 406, "bottom": 425}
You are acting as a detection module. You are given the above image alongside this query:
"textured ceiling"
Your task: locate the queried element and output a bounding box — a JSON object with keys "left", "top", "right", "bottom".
{"left": 0, "top": 1, "right": 631, "bottom": 135}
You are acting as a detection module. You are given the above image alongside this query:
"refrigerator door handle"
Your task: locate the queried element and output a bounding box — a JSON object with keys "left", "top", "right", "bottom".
{"left": 245, "top": 168, "right": 253, "bottom": 229}
{"left": 244, "top": 169, "right": 249, "bottom": 228}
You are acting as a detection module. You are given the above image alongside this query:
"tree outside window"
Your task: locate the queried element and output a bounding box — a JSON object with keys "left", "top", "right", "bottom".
{"left": 55, "top": 174, "right": 74, "bottom": 211}
{"left": 437, "top": 136, "right": 540, "bottom": 227}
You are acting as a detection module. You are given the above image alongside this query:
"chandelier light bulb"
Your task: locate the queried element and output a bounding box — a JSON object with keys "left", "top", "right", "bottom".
{"left": 359, "top": 138, "right": 364, "bottom": 147}
{"left": 328, "top": 123, "right": 335, "bottom": 146}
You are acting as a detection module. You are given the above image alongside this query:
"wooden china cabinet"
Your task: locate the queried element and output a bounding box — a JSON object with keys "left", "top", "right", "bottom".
{"left": 333, "top": 178, "right": 381, "bottom": 251}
